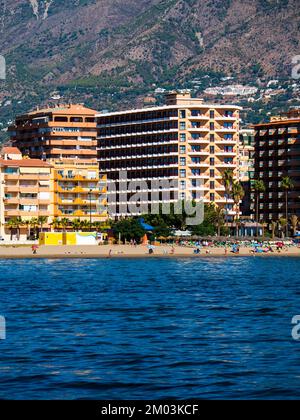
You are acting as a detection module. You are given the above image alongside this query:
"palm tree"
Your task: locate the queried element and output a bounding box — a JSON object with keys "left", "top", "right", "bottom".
{"left": 38, "top": 216, "right": 48, "bottom": 234}
{"left": 72, "top": 219, "right": 82, "bottom": 232}
{"left": 252, "top": 180, "right": 266, "bottom": 237}
{"left": 215, "top": 206, "right": 225, "bottom": 237}
{"left": 222, "top": 169, "right": 234, "bottom": 227}
{"left": 280, "top": 176, "right": 294, "bottom": 237}
{"left": 60, "top": 218, "right": 70, "bottom": 232}
{"left": 290, "top": 215, "right": 299, "bottom": 237}
{"left": 24, "top": 219, "right": 31, "bottom": 240}
{"left": 6, "top": 218, "right": 17, "bottom": 241}
{"left": 30, "top": 217, "right": 39, "bottom": 239}
{"left": 6, "top": 217, "right": 23, "bottom": 241}
{"left": 51, "top": 218, "right": 61, "bottom": 232}
{"left": 81, "top": 220, "right": 90, "bottom": 232}
{"left": 271, "top": 220, "right": 277, "bottom": 240}
{"left": 279, "top": 217, "right": 288, "bottom": 239}
{"left": 232, "top": 181, "right": 245, "bottom": 237}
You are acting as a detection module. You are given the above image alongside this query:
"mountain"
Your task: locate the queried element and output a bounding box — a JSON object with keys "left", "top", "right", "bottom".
{"left": 0, "top": 0, "right": 299, "bottom": 142}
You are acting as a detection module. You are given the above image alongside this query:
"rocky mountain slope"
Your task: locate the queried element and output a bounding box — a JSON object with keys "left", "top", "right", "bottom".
{"left": 0, "top": 0, "right": 299, "bottom": 141}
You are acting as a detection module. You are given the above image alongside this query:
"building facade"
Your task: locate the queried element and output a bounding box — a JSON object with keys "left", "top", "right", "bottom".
{"left": 254, "top": 111, "right": 300, "bottom": 222}
{"left": 97, "top": 92, "right": 241, "bottom": 220}
{"left": 9, "top": 104, "right": 98, "bottom": 161}
{"left": 51, "top": 159, "right": 107, "bottom": 223}
{"left": 0, "top": 147, "right": 52, "bottom": 240}
{"left": 8, "top": 104, "right": 107, "bottom": 228}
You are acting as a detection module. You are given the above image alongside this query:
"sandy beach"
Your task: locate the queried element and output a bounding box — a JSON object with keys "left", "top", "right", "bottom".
{"left": 0, "top": 244, "right": 299, "bottom": 259}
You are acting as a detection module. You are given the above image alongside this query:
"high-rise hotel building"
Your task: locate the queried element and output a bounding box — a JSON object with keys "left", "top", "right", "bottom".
{"left": 97, "top": 92, "right": 241, "bottom": 219}
{"left": 254, "top": 110, "right": 300, "bottom": 222}
{"left": 8, "top": 104, "right": 107, "bottom": 224}
{"left": 9, "top": 104, "right": 98, "bottom": 161}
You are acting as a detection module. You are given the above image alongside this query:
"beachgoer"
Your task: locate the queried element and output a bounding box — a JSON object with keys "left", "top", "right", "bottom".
{"left": 32, "top": 245, "right": 38, "bottom": 255}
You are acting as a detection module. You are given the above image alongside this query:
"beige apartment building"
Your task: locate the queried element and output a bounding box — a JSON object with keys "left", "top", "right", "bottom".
{"left": 8, "top": 104, "right": 107, "bottom": 227}
{"left": 0, "top": 147, "right": 52, "bottom": 240}
{"left": 97, "top": 92, "right": 241, "bottom": 220}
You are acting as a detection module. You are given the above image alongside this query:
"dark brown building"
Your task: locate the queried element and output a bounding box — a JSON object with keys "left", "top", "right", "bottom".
{"left": 254, "top": 111, "right": 300, "bottom": 222}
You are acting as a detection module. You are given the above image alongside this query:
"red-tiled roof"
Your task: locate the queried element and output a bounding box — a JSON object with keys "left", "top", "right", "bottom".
{"left": 0, "top": 158, "right": 52, "bottom": 168}
{"left": 1, "top": 147, "right": 22, "bottom": 154}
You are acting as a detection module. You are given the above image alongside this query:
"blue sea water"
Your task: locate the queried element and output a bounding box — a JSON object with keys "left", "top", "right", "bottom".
{"left": 0, "top": 257, "right": 300, "bottom": 400}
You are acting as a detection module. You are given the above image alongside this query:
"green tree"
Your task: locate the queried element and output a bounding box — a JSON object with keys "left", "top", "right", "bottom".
{"left": 290, "top": 214, "right": 299, "bottom": 237}
{"left": 51, "top": 218, "right": 61, "bottom": 231}
{"left": 271, "top": 220, "right": 277, "bottom": 240}
{"left": 232, "top": 181, "right": 245, "bottom": 237}
{"left": 253, "top": 179, "right": 266, "bottom": 236}
{"left": 112, "top": 218, "right": 145, "bottom": 243}
{"left": 279, "top": 217, "right": 287, "bottom": 239}
{"left": 38, "top": 216, "right": 48, "bottom": 234}
{"left": 280, "top": 176, "right": 294, "bottom": 237}
{"left": 60, "top": 218, "right": 70, "bottom": 232}
{"left": 72, "top": 219, "right": 83, "bottom": 232}
{"left": 6, "top": 217, "right": 23, "bottom": 241}
{"left": 222, "top": 169, "right": 234, "bottom": 225}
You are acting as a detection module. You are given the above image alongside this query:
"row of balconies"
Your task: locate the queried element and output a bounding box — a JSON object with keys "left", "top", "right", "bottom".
{"left": 53, "top": 210, "right": 107, "bottom": 218}
{"left": 4, "top": 210, "right": 50, "bottom": 217}
{"left": 3, "top": 174, "right": 50, "bottom": 181}
{"left": 55, "top": 174, "right": 99, "bottom": 181}
{"left": 4, "top": 198, "right": 50, "bottom": 205}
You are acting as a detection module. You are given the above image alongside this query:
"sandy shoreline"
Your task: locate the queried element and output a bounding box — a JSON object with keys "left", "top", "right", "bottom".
{"left": 0, "top": 244, "right": 299, "bottom": 259}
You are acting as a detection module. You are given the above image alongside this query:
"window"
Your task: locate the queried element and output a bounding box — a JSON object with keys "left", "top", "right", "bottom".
{"left": 180, "top": 133, "right": 186, "bottom": 142}
{"left": 210, "top": 110, "right": 215, "bottom": 119}
{"left": 210, "top": 146, "right": 215, "bottom": 154}
{"left": 180, "top": 169, "right": 186, "bottom": 178}
{"left": 210, "top": 122, "right": 215, "bottom": 131}
{"left": 210, "top": 193, "right": 215, "bottom": 201}
{"left": 210, "top": 158, "right": 215, "bottom": 165}
{"left": 180, "top": 146, "right": 186, "bottom": 154}
{"left": 224, "top": 122, "right": 234, "bottom": 129}
{"left": 180, "top": 192, "right": 186, "bottom": 200}
{"left": 210, "top": 134, "right": 215, "bottom": 142}
{"left": 192, "top": 157, "right": 201, "bottom": 164}
{"left": 225, "top": 111, "right": 233, "bottom": 117}
{"left": 192, "top": 169, "right": 201, "bottom": 176}
{"left": 4, "top": 167, "right": 18, "bottom": 174}
{"left": 54, "top": 116, "right": 68, "bottom": 122}
{"left": 224, "top": 146, "right": 233, "bottom": 153}
{"left": 180, "top": 157, "right": 186, "bottom": 166}
{"left": 70, "top": 117, "right": 83, "bottom": 123}
{"left": 224, "top": 134, "right": 233, "bottom": 140}
{"left": 210, "top": 181, "right": 215, "bottom": 189}
{"left": 179, "top": 110, "right": 186, "bottom": 119}
{"left": 191, "top": 145, "right": 201, "bottom": 152}
{"left": 180, "top": 180, "right": 186, "bottom": 190}
{"left": 210, "top": 169, "right": 215, "bottom": 177}
{"left": 180, "top": 122, "right": 186, "bottom": 130}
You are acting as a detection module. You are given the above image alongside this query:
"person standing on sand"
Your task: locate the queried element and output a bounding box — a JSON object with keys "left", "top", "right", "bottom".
{"left": 32, "top": 245, "right": 38, "bottom": 255}
{"left": 108, "top": 249, "right": 112, "bottom": 258}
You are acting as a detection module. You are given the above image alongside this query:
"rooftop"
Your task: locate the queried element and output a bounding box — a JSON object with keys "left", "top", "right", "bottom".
{"left": 1, "top": 147, "right": 22, "bottom": 155}
{"left": 0, "top": 158, "right": 52, "bottom": 168}
{"left": 17, "top": 104, "right": 97, "bottom": 119}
